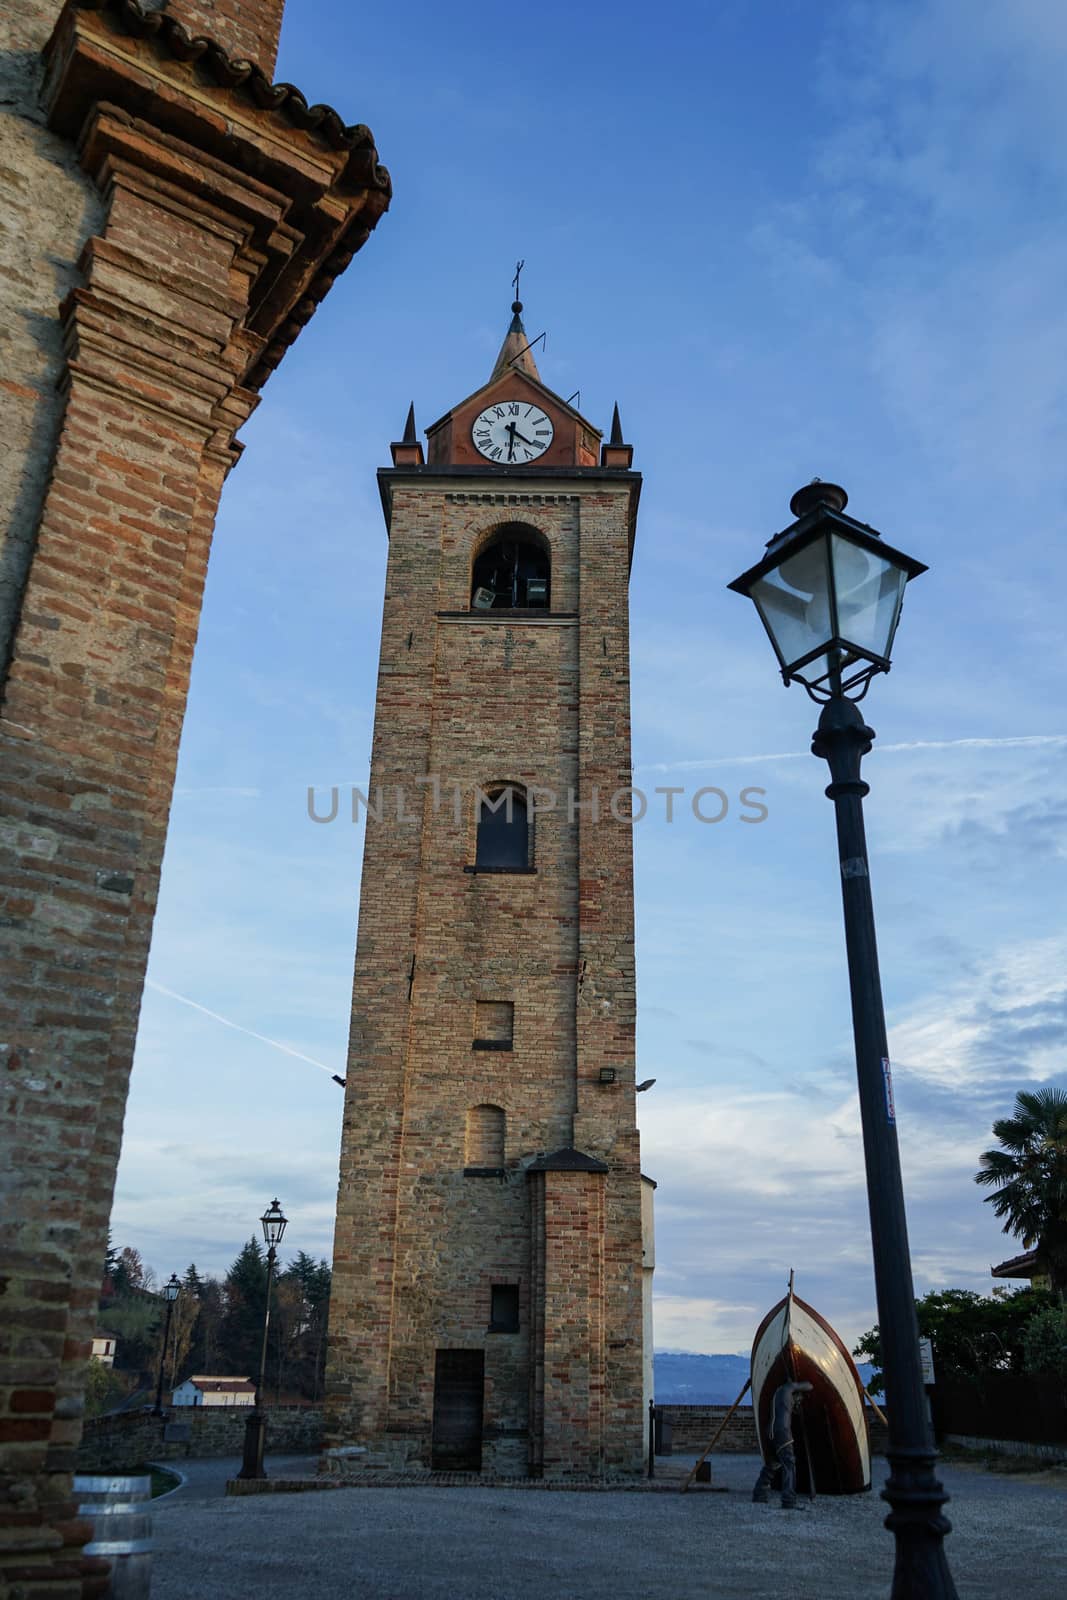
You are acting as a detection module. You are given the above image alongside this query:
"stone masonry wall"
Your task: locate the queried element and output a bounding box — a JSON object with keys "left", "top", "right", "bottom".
{"left": 326, "top": 473, "right": 644, "bottom": 1478}
{"left": 76, "top": 1405, "right": 322, "bottom": 1472}
{"left": 656, "top": 1404, "right": 890, "bottom": 1458}
{"left": 0, "top": 4, "right": 105, "bottom": 682}
{"left": 0, "top": 4, "right": 388, "bottom": 1593}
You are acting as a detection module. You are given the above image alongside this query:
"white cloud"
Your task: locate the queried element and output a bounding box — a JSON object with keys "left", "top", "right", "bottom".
{"left": 890, "top": 934, "right": 1067, "bottom": 1088}
{"left": 652, "top": 1294, "right": 760, "bottom": 1356}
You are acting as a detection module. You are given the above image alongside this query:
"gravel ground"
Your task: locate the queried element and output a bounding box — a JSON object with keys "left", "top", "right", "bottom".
{"left": 149, "top": 1452, "right": 1066, "bottom": 1599}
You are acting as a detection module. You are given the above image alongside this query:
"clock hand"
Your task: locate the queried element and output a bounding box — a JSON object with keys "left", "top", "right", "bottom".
{"left": 510, "top": 429, "right": 537, "bottom": 447}
{"left": 505, "top": 422, "right": 516, "bottom": 460}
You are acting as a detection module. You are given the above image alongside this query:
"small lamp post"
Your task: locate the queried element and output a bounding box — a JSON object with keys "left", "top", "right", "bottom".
{"left": 238, "top": 1199, "right": 287, "bottom": 1481}
{"left": 152, "top": 1274, "right": 182, "bottom": 1418}
{"left": 730, "top": 483, "right": 957, "bottom": 1599}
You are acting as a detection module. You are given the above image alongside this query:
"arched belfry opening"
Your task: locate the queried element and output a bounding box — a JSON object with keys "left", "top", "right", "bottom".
{"left": 471, "top": 524, "right": 550, "bottom": 611}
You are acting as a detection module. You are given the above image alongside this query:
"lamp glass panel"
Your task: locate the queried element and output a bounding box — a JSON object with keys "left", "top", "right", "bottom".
{"left": 261, "top": 1203, "right": 287, "bottom": 1247}
{"left": 796, "top": 650, "right": 834, "bottom": 689}
{"left": 750, "top": 535, "right": 832, "bottom": 671}
{"left": 830, "top": 534, "right": 908, "bottom": 661}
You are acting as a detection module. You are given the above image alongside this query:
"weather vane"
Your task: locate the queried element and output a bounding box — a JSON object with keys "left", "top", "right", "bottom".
{"left": 512, "top": 258, "right": 524, "bottom": 309}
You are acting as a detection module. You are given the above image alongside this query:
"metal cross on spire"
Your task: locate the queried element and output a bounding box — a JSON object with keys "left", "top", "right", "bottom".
{"left": 512, "top": 259, "right": 524, "bottom": 310}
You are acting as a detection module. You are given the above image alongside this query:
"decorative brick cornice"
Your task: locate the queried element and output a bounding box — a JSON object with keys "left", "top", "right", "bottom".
{"left": 68, "top": 0, "right": 389, "bottom": 166}
{"left": 43, "top": 0, "right": 391, "bottom": 395}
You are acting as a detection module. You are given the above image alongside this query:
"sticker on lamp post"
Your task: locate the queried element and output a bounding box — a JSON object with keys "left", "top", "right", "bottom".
{"left": 881, "top": 1056, "right": 896, "bottom": 1122}
{"left": 919, "top": 1338, "right": 935, "bottom": 1385}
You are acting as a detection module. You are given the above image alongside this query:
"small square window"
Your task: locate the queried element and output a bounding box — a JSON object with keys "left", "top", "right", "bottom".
{"left": 489, "top": 1284, "right": 520, "bottom": 1333}
{"left": 473, "top": 1000, "right": 514, "bottom": 1050}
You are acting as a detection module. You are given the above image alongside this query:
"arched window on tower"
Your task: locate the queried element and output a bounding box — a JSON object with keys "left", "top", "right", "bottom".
{"left": 475, "top": 785, "right": 530, "bottom": 871}
{"left": 471, "top": 526, "right": 550, "bottom": 611}
{"left": 465, "top": 1104, "right": 506, "bottom": 1169}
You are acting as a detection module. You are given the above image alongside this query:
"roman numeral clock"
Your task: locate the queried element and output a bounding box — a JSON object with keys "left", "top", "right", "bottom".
{"left": 472, "top": 400, "right": 554, "bottom": 463}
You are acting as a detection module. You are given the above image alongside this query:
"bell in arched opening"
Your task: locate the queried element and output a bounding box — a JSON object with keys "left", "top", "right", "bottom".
{"left": 471, "top": 526, "right": 550, "bottom": 611}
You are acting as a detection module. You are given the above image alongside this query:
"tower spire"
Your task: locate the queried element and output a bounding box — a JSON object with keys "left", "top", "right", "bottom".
{"left": 490, "top": 267, "right": 542, "bottom": 382}
{"left": 601, "top": 401, "right": 633, "bottom": 468}
{"left": 610, "top": 403, "right": 624, "bottom": 445}
{"left": 390, "top": 400, "right": 424, "bottom": 466}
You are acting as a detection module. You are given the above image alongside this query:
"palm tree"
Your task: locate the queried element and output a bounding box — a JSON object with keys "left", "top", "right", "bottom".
{"left": 976, "top": 1088, "right": 1067, "bottom": 1295}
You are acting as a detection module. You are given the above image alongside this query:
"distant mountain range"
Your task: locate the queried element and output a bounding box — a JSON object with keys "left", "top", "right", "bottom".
{"left": 653, "top": 1350, "right": 879, "bottom": 1404}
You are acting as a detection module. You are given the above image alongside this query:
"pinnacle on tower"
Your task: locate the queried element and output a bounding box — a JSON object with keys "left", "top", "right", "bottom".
{"left": 391, "top": 400, "right": 424, "bottom": 466}
{"left": 490, "top": 300, "right": 542, "bottom": 383}
{"left": 601, "top": 400, "right": 634, "bottom": 469}
{"left": 610, "top": 403, "right": 624, "bottom": 446}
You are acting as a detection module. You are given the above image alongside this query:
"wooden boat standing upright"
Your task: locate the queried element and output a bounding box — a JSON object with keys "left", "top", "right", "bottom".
{"left": 750, "top": 1276, "right": 872, "bottom": 1495}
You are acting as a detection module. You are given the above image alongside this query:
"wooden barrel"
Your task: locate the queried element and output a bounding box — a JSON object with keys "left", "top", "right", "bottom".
{"left": 74, "top": 1475, "right": 153, "bottom": 1600}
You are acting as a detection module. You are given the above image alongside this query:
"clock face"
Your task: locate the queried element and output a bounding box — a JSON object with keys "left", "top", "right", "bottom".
{"left": 472, "top": 401, "right": 554, "bottom": 463}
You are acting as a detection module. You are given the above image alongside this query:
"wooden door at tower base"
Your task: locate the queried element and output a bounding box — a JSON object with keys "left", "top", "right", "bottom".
{"left": 431, "top": 1349, "right": 484, "bottom": 1471}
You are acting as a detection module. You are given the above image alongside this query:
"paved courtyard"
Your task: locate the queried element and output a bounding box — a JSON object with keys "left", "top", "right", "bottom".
{"left": 150, "top": 1452, "right": 1066, "bottom": 1599}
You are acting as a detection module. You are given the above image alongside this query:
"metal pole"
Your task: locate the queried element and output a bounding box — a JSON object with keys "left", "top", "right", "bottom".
{"left": 256, "top": 1242, "right": 277, "bottom": 1407}
{"left": 812, "top": 695, "right": 956, "bottom": 1599}
{"left": 153, "top": 1295, "right": 175, "bottom": 1418}
{"left": 647, "top": 1400, "right": 655, "bottom": 1479}
{"left": 238, "top": 1243, "right": 277, "bottom": 1480}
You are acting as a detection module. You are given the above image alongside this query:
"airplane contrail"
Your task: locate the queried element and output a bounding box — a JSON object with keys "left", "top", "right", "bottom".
{"left": 636, "top": 733, "right": 1067, "bottom": 775}
{"left": 145, "top": 980, "right": 337, "bottom": 1076}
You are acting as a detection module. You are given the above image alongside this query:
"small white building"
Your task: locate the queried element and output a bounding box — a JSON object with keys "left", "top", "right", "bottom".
{"left": 91, "top": 1333, "right": 118, "bottom": 1368}
{"left": 171, "top": 1375, "right": 256, "bottom": 1408}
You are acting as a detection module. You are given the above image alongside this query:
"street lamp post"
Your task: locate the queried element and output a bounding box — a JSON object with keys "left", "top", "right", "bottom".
{"left": 238, "top": 1198, "right": 288, "bottom": 1481}
{"left": 152, "top": 1274, "right": 181, "bottom": 1417}
{"left": 729, "top": 482, "right": 957, "bottom": 1598}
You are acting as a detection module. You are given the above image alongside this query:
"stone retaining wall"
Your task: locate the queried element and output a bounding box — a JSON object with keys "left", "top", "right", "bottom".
{"left": 655, "top": 1405, "right": 758, "bottom": 1452}
{"left": 655, "top": 1404, "right": 889, "bottom": 1457}
{"left": 78, "top": 1400, "right": 894, "bottom": 1473}
{"left": 945, "top": 1434, "right": 1066, "bottom": 1463}
{"left": 77, "top": 1407, "right": 323, "bottom": 1472}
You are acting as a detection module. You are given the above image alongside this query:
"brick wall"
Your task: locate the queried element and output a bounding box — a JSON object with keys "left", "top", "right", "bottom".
{"left": 656, "top": 1405, "right": 760, "bottom": 1453}
{"left": 77, "top": 1405, "right": 323, "bottom": 1472}
{"left": 0, "top": 4, "right": 388, "bottom": 1593}
{"left": 162, "top": 1, "right": 287, "bottom": 73}
{"left": 531, "top": 1168, "right": 607, "bottom": 1478}
{"left": 326, "top": 464, "right": 645, "bottom": 1479}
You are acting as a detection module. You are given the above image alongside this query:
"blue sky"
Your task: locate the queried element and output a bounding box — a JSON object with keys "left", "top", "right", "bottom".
{"left": 110, "top": 0, "right": 1067, "bottom": 1354}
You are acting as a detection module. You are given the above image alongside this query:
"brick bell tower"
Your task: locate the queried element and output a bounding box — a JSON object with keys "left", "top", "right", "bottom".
{"left": 325, "top": 292, "right": 647, "bottom": 1479}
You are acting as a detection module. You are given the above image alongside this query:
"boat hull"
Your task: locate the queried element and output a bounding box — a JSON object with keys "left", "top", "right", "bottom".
{"left": 750, "top": 1292, "right": 871, "bottom": 1495}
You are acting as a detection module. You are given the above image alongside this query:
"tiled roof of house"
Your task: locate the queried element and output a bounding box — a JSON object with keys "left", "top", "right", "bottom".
{"left": 990, "top": 1248, "right": 1041, "bottom": 1278}
{"left": 187, "top": 1375, "right": 255, "bottom": 1391}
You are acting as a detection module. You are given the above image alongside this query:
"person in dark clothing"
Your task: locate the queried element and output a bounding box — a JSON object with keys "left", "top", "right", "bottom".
{"left": 752, "top": 1379, "right": 813, "bottom": 1507}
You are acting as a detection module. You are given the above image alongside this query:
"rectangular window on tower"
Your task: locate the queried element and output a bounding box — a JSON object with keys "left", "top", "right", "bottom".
{"left": 473, "top": 1000, "right": 514, "bottom": 1051}
{"left": 489, "top": 1284, "right": 520, "bottom": 1333}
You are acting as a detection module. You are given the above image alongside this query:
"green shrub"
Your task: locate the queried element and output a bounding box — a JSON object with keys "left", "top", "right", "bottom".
{"left": 1021, "top": 1307, "right": 1067, "bottom": 1379}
